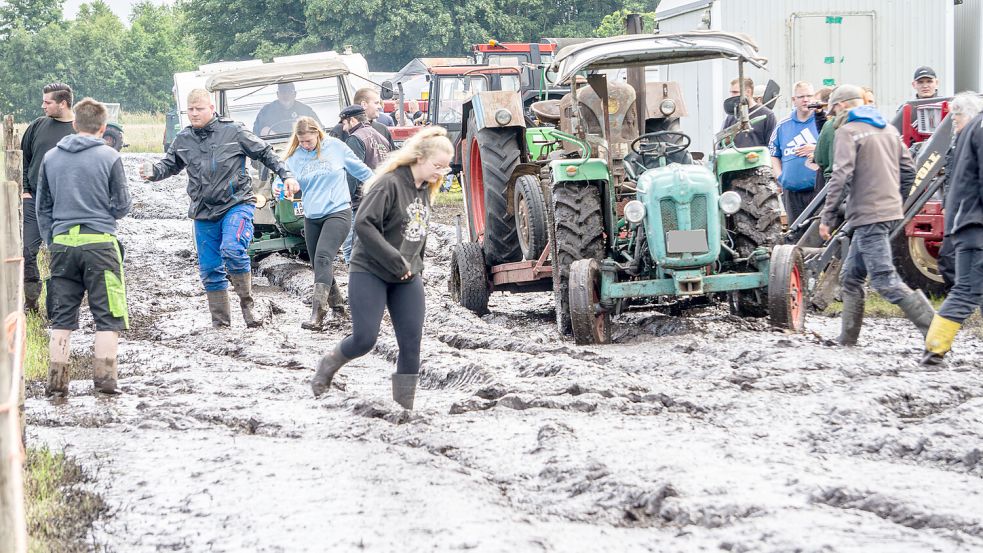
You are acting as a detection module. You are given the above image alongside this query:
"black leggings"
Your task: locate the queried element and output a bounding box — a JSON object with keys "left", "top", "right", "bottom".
{"left": 340, "top": 271, "right": 425, "bottom": 374}
{"left": 304, "top": 209, "right": 351, "bottom": 286}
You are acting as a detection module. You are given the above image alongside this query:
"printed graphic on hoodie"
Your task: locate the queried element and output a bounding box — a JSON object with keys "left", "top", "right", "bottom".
{"left": 402, "top": 197, "right": 429, "bottom": 242}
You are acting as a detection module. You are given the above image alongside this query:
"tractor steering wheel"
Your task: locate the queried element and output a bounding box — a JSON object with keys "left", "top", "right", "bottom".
{"left": 630, "top": 130, "right": 692, "bottom": 157}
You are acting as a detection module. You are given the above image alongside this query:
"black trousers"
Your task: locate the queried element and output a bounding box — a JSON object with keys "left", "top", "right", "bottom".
{"left": 938, "top": 225, "right": 983, "bottom": 324}
{"left": 303, "top": 209, "right": 351, "bottom": 286}
{"left": 22, "top": 197, "right": 43, "bottom": 286}
{"left": 340, "top": 271, "right": 425, "bottom": 374}
{"left": 783, "top": 187, "right": 817, "bottom": 228}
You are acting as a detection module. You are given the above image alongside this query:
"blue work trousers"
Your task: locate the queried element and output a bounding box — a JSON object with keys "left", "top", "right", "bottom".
{"left": 194, "top": 204, "right": 254, "bottom": 292}
{"left": 840, "top": 220, "right": 913, "bottom": 303}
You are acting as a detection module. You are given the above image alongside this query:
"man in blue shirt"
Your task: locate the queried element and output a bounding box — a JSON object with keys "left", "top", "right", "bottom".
{"left": 770, "top": 81, "right": 820, "bottom": 227}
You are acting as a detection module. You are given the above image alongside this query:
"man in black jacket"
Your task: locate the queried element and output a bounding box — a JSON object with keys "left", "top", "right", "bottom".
{"left": 339, "top": 104, "right": 391, "bottom": 263}
{"left": 141, "top": 89, "right": 299, "bottom": 328}
{"left": 21, "top": 82, "right": 76, "bottom": 313}
{"left": 922, "top": 111, "right": 983, "bottom": 365}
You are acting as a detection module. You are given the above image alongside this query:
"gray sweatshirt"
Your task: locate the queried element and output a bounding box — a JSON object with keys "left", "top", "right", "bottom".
{"left": 35, "top": 134, "right": 131, "bottom": 244}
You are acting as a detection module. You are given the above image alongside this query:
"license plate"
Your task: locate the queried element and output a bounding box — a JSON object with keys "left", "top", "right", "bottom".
{"left": 666, "top": 229, "right": 708, "bottom": 253}
{"left": 292, "top": 202, "right": 304, "bottom": 217}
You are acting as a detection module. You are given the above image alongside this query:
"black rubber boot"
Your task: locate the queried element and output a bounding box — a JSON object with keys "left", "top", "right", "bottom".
{"left": 229, "top": 272, "right": 263, "bottom": 328}
{"left": 898, "top": 289, "right": 935, "bottom": 337}
{"left": 311, "top": 343, "right": 351, "bottom": 398}
{"left": 92, "top": 357, "right": 120, "bottom": 394}
{"left": 46, "top": 362, "right": 71, "bottom": 397}
{"left": 391, "top": 373, "right": 419, "bottom": 410}
{"left": 206, "top": 290, "right": 231, "bottom": 328}
{"left": 301, "top": 283, "right": 329, "bottom": 330}
{"left": 837, "top": 292, "right": 865, "bottom": 346}
{"left": 327, "top": 280, "right": 348, "bottom": 320}
{"left": 24, "top": 281, "right": 42, "bottom": 314}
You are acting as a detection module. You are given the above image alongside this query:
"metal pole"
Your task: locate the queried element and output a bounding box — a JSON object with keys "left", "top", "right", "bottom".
{"left": 626, "top": 14, "right": 647, "bottom": 124}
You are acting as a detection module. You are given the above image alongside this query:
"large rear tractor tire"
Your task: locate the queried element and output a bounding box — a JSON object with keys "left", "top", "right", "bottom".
{"left": 103, "top": 125, "right": 124, "bottom": 152}
{"left": 513, "top": 174, "right": 549, "bottom": 260}
{"left": 551, "top": 179, "right": 605, "bottom": 335}
{"left": 569, "top": 259, "right": 610, "bottom": 345}
{"left": 726, "top": 167, "right": 783, "bottom": 317}
{"left": 463, "top": 113, "right": 523, "bottom": 266}
{"left": 449, "top": 242, "right": 490, "bottom": 315}
{"left": 767, "top": 244, "right": 806, "bottom": 331}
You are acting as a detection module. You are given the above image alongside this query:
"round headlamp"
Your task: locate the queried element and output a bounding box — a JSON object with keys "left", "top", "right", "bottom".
{"left": 719, "top": 190, "right": 742, "bottom": 215}
{"left": 494, "top": 109, "right": 512, "bottom": 126}
{"left": 659, "top": 99, "right": 676, "bottom": 116}
{"left": 624, "top": 200, "right": 646, "bottom": 224}
{"left": 255, "top": 194, "right": 268, "bottom": 209}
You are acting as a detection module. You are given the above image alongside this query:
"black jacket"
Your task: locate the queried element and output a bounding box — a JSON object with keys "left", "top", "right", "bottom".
{"left": 945, "top": 113, "right": 983, "bottom": 235}
{"left": 150, "top": 116, "right": 294, "bottom": 221}
{"left": 349, "top": 165, "right": 430, "bottom": 283}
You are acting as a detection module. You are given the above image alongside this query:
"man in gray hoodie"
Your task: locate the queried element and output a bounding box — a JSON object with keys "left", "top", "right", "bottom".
{"left": 35, "top": 98, "right": 132, "bottom": 396}
{"left": 818, "top": 84, "right": 935, "bottom": 347}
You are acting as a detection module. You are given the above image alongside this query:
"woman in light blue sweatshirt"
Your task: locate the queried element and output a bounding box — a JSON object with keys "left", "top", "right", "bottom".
{"left": 276, "top": 116, "right": 374, "bottom": 330}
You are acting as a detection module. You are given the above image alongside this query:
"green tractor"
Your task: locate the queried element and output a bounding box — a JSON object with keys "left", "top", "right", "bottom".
{"left": 451, "top": 32, "right": 805, "bottom": 344}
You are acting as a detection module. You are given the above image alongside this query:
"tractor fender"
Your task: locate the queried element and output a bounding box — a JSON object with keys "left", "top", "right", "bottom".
{"left": 469, "top": 91, "right": 526, "bottom": 133}
{"left": 715, "top": 146, "right": 770, "bottom": 179}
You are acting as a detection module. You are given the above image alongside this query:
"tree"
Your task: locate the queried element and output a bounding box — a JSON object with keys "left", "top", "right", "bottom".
{"left": 595, "top": 1, "right": 659, "bottom": 37}
{"left": 0, "top": 0, "right": 64, "bottom": 36}
{"left": 122, "top": 2, "right": 199, "bottom": 112}
{"left": 182, "top": 0, "right": 313, "bottom": 63}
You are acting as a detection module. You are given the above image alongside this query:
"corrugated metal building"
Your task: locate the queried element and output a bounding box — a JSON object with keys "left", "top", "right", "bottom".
{"left": 654, "top": 0, "right": 956, "bottom": 151}
{"left": 955, "top": 0, "right": 983, "bottom": 92}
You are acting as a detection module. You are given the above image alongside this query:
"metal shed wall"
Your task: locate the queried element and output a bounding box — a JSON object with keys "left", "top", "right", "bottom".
{"left": 955, "top": 0, "right": 983, "bottom": 92}
{"left": 656, "top": 0, "right": 954, "bottom": 151}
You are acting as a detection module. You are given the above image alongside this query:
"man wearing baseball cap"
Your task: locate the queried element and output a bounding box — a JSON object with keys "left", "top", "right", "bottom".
{"left": 818, "top": 84, "right": 934, "bottom": 347}
{"left": 911, "top": 66, "right": 939, "bottom": 100}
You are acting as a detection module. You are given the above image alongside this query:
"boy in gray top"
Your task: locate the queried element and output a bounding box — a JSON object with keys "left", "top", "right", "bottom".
{"left": 35, "top": 98, "right": 132, "bottom": 396}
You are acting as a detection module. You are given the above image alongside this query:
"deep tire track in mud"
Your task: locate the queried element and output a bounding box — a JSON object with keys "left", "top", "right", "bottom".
{"left": 24, "top": 154, "right": 983, "bottom": 552}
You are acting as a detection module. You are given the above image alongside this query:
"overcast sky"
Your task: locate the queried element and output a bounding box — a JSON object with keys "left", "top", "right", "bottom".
{"left": 63, "top": 0, "right": 173, "bottom": 22}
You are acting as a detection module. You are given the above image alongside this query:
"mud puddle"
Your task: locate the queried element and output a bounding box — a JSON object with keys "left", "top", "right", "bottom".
{"left": 25, "top": 154, "right": 983, "bottom": 552}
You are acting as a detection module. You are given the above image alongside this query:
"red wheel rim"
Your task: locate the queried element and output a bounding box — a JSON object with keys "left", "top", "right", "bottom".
{"left": 789, "top": 262, "right": 804, "bottom": 329}
{"left": 468, "top": 138, "right": 486, "bottom": 241}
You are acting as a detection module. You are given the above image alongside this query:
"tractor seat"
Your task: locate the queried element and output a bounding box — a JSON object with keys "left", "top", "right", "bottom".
{"left": 530, "top": 99, "right": 562, "bottom": 124}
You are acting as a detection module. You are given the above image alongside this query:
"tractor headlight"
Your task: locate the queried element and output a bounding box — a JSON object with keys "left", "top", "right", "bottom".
{"left": 719, "top": 190, "right": 742, "bottom": 215}
{"left": 624, "top": 200, "right": 646, "bottom": 224}
{"left": 494, "top": 109, "right": 512, "bottom": 126}
{"left": 659, "top": 99, "right": 676, "bottom": 116}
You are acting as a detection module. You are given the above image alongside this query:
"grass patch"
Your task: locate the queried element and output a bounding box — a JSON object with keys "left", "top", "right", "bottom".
{"left": 434, "top": 189, "right": 463, "bottom": 207}
{"left": 25, "top": 310, "right": 48, "bottom": 382}
{"left": 823, "top": 292, "right": 945, "bottom": 318}
{"left": 119, "top": 111, "right": 164, "bottom": 125}
{"left": 121, "top": 123, "right": 165, "bottom": 153}
{"left": 25, "top": 447, "right": 106, "bottom": 553}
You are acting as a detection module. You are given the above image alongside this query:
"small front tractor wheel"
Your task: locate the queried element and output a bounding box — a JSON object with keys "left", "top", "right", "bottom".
{"left": 767, "top": 244, "right": 806, "bottom": 331}
{"left": 450, "top": 242, "right": 490, "bottom": 315}
{"left": 513, "top": 174, "right": 549, "bottom": 260}
{"left": 568, "top": 258, "right": 610, "bottom": 345}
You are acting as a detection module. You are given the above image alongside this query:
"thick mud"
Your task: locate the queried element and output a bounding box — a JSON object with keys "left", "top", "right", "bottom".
{"left": 26, "top": 154, "right": 983, "bottom": 552}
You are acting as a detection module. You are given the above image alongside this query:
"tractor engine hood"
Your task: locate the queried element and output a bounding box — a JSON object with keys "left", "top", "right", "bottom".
{"left": 636, "top": 164, "right": 721, "bottom": 270}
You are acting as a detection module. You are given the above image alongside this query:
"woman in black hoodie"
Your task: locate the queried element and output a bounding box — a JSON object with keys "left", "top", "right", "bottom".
{"left": 310, "top": 127, "right": 453, "bottom": 409}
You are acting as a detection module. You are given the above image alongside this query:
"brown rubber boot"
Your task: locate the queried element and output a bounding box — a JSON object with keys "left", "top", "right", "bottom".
{"left": 301, "top": 282, "right": 330, "bottom": 330}
{"left": 46, "top": 362, "right": 71, "bottom": 397}
{"left": 837, "top": 291, "right": 864, "bottom": 346}
{"left": 311, "top": 343, "right": 351, "bottom": 398}
{"left": 206, "top": 290, "right": 232, "bottom": 328}
{"left": 229, "top": 272, "right": 263, "bottom": 328}
{"left": 392, "top": 373, "right": 419, "bottom": 410}
{"left": 92, "top": 357, "right": 120, "bottom": 394}
{"left": 327, "top": 280, "right": 348, "bottom": 320}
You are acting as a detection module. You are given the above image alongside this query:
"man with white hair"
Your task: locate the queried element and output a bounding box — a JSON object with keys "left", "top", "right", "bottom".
{"left": 819, "top": 84, "right": 936, "bottom": 347}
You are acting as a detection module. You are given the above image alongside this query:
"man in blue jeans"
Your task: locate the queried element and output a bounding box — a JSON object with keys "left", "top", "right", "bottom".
{"left": 819, "top": 85, "right": 935, "bottom": 346}
{"left": 141, "top": 88, "right": 299, "bottom": 328}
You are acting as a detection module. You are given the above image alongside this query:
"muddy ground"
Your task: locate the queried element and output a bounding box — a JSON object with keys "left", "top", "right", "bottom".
{"left": 26, "top": 154, "right": 983, "bottom": 552}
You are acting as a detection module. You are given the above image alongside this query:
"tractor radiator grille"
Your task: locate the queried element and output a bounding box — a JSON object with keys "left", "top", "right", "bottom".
{"left": 661, "top": 199, "right": 678, "bottom": 231}
{"left": 691, "top": 195, "right": 708, "bottom": 230}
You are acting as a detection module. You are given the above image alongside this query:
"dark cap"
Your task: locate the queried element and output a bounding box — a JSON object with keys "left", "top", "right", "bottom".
{"left": 339, "top": 105, "right": 365, "bottom": 120}
{"left": 913, "top": 66, "right": 937, "bottom": 81}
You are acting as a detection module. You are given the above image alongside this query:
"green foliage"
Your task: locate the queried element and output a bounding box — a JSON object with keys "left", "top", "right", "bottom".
{"left": 0, "top": 0, "right": 197, "bottom": 119}
{"left": 0, "top": 0, "right": 63, "bottom": 35}
{"left": 595, "top": 1, "right": 659, "bottom": 37}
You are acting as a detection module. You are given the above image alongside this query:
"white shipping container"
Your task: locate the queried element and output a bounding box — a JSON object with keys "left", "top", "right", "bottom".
{"left": 654, "top": 0, "right": 955, "bottom": 152}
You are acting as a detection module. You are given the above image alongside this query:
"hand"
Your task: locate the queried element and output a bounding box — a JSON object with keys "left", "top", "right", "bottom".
{"left": 819, "top": 223, "right": 831, "bottom": 241}
{"left": 21, "top": 192, "right": 31, "bottom": 199}
{"left": 400, "top": 271, "right": 412, "bottom": 281}
{"left": 283, "top": 178, "right": 300, "bottom": 199}
{"left": 794, "top": 144, "right": 816, "bottom": 157}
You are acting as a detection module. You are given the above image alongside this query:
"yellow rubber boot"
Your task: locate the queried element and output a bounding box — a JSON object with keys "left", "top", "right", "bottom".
{"left": 921, "top": 315, "right": 961, "bottom": 366}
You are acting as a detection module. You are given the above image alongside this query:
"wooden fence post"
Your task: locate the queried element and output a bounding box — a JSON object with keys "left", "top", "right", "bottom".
{"left": 3, "top": 117, "right": 25, "bottom": 445}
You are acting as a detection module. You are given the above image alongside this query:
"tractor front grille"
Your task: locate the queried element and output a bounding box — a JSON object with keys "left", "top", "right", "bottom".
{"left": 661, "top": 199, "right": 678, "bottom": 232}
{"left": 691, "top": 195, "right": 708, "bottom": 231}
{"left": 916, "top": 104, "right": 944, "bottom": 135}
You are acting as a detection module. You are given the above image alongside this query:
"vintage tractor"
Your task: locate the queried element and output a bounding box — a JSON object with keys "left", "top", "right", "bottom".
{"left": 101, "top": 102, "right": 125, "bottom": 151}
{"left": 202, "top": 58, "right": 357, "bottom": 259}
{"left": 450, "top": 32, "right": 805, "bottom": 344}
